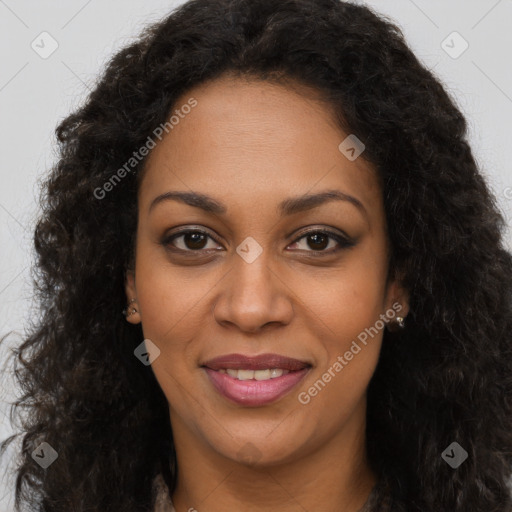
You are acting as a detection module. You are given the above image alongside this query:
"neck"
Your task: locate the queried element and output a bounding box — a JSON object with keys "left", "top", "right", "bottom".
{"left": 169, "top": 401, "right": 378, "bottom": 512}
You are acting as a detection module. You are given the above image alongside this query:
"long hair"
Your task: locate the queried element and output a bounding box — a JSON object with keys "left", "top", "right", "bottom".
{"left": 1, "top": 0, "right": 511, "bottom": 510}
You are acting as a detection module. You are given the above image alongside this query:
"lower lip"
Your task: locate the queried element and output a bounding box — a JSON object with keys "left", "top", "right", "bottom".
{"left": 204, "top": 368, "right": 310, "bottom": 407}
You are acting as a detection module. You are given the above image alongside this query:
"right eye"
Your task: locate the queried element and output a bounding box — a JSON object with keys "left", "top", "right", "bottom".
{"left": 162, "top": 229, "right": 223, "bottom": 253}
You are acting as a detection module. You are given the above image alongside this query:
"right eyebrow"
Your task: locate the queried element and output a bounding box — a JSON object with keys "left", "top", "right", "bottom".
{"left": 149, "top": 191, "right": 226, "bottom": 215}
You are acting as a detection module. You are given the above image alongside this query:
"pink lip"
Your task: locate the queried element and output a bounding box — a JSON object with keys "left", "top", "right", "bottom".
{"left": 204, "top": 367, "right": 310, "bottom": 407}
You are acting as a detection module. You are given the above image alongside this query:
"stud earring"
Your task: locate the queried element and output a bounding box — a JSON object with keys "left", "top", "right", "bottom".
{"left": 396, "top": 316, "right": 405, "bottom": 328}
{"left": 123, "top": 298, "right": 138, "bottom": 317}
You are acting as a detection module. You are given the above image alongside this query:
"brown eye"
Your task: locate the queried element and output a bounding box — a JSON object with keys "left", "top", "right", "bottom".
{"left": 288, "top": 229, "right": 355, "bottom": 254}
{"left": 163, "top": 229, "right": 221, "bottom": 252}
{"left": 181, "top": 232, "right": 208, "bottom": 250}
{"left": 305, "top": 232, "right": 330, "bottom": 250}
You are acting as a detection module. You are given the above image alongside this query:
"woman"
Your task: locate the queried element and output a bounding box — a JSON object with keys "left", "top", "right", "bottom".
{"left": 1, "top": 0, "right": 511, "bottom": 510}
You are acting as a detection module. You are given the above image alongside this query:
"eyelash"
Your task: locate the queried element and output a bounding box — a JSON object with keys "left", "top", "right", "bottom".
{"left": 161, "top": 227, "right": 355, "bottom": 257}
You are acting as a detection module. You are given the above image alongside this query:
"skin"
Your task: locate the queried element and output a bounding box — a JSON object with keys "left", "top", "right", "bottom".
{"left": 125, "top": 73, "right": 410, "bottom": 512}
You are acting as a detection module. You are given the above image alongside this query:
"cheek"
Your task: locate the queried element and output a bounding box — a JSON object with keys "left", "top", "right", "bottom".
{"left": 295, "top": 285, "right": 385, "bottom": 426}
{"left": 301, "top": 279, "right": 384, "bottom": 383}
{"left": 299, "top": 244, "right": 388, "bottom": 345}
{"left": 134, "top": 241, "right": 204, "bottom": 342}
{"left": 293, "top": 246, "right": 388, "bottom": 407}
{"left": 132, "top": 247, "right": 207, "bottom": 405}
{"left": 134, "top": 258, "right": 200, "bottom": 408}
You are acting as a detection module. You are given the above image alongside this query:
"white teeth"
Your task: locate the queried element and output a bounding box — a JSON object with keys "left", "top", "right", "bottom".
{"left": 237, "top": 369, "right": 255, "bottom": 381}
{"left": 218, "top": 368, "right": 290, "bottom": 380}
{"left": 254, "top": 369, "right": 271, "bottom": 380}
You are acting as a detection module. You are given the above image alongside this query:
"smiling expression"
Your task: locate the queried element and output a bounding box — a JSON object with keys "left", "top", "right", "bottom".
{"left": 125, "top": 73, "right": 409, "bottom": 466}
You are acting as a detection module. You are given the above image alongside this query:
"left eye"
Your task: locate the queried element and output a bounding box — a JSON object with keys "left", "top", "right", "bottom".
{"left": 288, "top": 230, "right": 353, "bottom": 253}
{"left": 163, "top": 229, "right": 353, "bottom": 254}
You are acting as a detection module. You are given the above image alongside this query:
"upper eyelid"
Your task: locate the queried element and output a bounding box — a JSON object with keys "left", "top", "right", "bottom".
{"left": 291, "top": 226, "right": 352, "bottom": 242}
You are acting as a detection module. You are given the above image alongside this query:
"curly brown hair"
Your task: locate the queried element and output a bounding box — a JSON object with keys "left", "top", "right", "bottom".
{"left": 1, "top": 0, "right": 512, "bottom": 510}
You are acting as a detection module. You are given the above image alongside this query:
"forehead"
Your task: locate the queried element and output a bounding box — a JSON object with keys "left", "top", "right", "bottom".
{"left": 139, "top": 75, "right": 382, "bottom": 221}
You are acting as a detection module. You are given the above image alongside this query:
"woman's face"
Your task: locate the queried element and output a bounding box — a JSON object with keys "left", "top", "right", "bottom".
{"left": 126, "top": 74, "right": 409, "bottom": 467}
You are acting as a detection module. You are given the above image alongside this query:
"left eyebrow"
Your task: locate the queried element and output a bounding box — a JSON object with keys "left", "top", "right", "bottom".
{"left": 278, "top": 190, "right": 368, "bottom": 221}
{"left": 148, "top": 189, "right": 368, "bottom": 223}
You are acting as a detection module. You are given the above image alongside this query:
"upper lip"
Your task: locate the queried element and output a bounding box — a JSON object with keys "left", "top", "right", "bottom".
{"left": 202, "top": 353, "right": 311, "bottom": 371}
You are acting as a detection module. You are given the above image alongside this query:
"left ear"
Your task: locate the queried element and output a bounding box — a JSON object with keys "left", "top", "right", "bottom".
{"left": 384, "top": 277, "right": 410, "bottom": 320}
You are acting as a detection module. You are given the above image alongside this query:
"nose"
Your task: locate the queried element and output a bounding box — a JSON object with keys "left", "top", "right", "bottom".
{"left": 212, "top": 251, "right": 294, "bottom": 333}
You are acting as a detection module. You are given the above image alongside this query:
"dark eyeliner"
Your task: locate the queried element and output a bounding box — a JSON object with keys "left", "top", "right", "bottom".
{"left": 161, "top": 228, "right": 221, "bottom": 254}
{"left": 160, "top": 227, "right": 356, "bottom": 255}
{"left": 293, "top": 228, "right": 356, "bottom": 256}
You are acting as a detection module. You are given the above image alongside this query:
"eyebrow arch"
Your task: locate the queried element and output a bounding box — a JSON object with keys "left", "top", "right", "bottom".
{"left": 149, "top": 189, "right": 368, "bottom": 221}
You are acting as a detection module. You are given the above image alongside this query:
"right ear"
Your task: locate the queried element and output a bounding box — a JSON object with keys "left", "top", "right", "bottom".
{"left": 124, "top": 270, "right": 141, "bottom": 324}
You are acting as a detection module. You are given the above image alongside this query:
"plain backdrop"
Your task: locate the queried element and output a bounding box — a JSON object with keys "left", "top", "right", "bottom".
{"left": 1, "top": 0, "right": 511, "bottom": 508}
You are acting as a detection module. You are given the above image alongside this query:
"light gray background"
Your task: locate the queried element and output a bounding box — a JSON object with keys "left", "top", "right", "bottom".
{"left": 1, "top": 0, "right": 511, "bottom": 508}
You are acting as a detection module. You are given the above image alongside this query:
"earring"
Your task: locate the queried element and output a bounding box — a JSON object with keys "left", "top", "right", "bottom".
{"left": 123, "top": 298, "right": 138, "bottom": 317}
{"left": 396, "top": 316, "right": 405, "bottom": 328}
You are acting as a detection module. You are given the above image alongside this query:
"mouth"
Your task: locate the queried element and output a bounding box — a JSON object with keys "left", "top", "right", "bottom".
{"left": 201, "top": 353, "right": 312, "bottom": 407}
